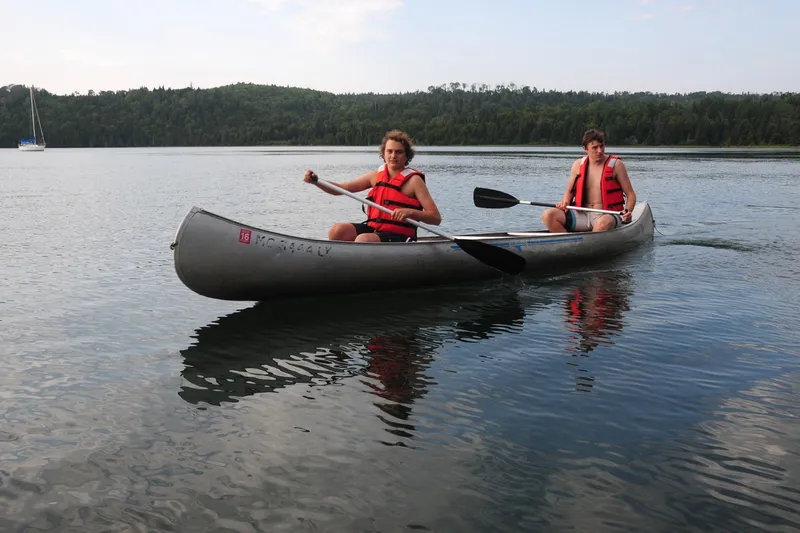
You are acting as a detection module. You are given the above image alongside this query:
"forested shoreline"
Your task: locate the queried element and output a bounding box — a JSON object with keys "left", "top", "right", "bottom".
{"left": 2, "top": 82, "right": 799, "bottom": 148}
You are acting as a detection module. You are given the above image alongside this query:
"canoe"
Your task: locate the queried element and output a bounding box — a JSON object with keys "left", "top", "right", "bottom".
{"left": 171, "top": 202, "right": 654, "bottom": 301}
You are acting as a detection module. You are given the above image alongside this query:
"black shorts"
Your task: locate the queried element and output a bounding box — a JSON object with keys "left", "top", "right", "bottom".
{"left": 352, "top": 223, "right": 415, "bottom": 242}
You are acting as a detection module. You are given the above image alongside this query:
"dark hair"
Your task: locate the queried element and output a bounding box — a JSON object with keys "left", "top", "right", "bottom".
{"left": 581, "top": 129, "right": 606, "bottom": 147}
{"left": 380, "top": 129, "right": 415, "bottom": 163}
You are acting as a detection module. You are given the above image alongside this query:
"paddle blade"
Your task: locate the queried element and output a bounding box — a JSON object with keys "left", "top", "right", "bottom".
{"left": 473, "top": 187, "right": 520, "bottom": 209}
{"left": 454, "top": 238, "right": 526, "bottom": 275}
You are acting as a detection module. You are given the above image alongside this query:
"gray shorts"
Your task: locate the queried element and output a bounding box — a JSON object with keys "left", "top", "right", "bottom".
{"left": 565, "top": 210, "right": 622, "bottom": 232}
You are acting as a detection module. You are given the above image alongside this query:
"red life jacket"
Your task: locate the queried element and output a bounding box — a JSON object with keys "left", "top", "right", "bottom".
{"left": 571, "top": 155, "right": 625, "bottom": 211}
{"left": 366, "top": 164, "right": 425, "bottom": 239}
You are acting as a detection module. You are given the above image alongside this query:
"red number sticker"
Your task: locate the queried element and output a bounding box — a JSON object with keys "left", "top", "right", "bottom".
{"left": 239, "top": 229, "right": 252, "bottom": 244}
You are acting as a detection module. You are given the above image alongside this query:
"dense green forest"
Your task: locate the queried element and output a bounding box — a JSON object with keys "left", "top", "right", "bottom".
{"left": 2, "top": 82, "right": 799, "bottom": 147}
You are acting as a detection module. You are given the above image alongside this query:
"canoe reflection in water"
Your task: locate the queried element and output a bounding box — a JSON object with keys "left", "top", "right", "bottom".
{"left": 179, "top": 285, "right": 530, "bottom": 423}
{"left": 359, "top": 296, "right": 529, "bottom": 436}
{"left": 562, "top": 270, "right": 633, "bottom": 392}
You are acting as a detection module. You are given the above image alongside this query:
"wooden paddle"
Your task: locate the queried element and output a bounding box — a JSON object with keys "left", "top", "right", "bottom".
{"left": 474, "top": 187, "right": 624, "bottom": 215}
{"left": 308, "top": 176, "right": 526, "bottom": 275}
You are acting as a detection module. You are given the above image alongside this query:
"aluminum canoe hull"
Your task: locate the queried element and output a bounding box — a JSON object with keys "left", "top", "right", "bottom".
{"left": 172, "top": 203, "right": 654, "bottom": 301}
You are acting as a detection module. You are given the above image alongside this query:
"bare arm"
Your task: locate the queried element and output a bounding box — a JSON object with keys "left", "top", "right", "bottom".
{"left": 556, "top": 159, "right": 582, "bottom": 209}
{"left": 303, "top": 169, "right": 376, "bottom": 195}
{"left": 614, "top": 160, "right": 636, "bottom": 219}
{"left": 411, "top": 176, "right": 442, "bottom": 225}
{"left": 390, "top": 175, "right": 442, "bottom": 226}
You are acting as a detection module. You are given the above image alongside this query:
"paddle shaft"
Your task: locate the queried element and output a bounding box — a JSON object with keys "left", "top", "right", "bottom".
{"left": 523, "top": 200, "right": 623, "bottom": 215}
{"left": 308, "top": 176, "right": 527, "bottom": 275}
{"left": 473, "top": 187, "right": 623, "bottom": 215}
{"left": 313, "top": 178, "right": 454, "bottom": 240}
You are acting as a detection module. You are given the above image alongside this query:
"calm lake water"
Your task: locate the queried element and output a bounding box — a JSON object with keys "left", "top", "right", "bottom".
{"left": 1, "top": 146, "right": 799, "bottom": 532}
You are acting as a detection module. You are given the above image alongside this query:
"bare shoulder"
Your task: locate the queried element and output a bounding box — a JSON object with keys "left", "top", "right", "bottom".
{"left": 613, "top": 157, "right": 630, "bottom": 176}
{"left": 407, "top": 174, "right": 430, "bottom": 195}
{"left": 408, "top": 173, "right": 427, "bottom": 186}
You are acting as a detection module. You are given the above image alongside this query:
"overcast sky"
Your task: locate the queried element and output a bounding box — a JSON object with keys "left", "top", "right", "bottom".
{"left": 2, "top": 0, "right": 797, "bottom": 95}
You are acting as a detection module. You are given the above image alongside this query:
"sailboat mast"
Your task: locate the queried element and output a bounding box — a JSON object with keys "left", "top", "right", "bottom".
{"left": 34, "top": 93, "right": 46, "bottom": 144}
{"left": 30, "top": 87, "right": 37, "bottom": 143}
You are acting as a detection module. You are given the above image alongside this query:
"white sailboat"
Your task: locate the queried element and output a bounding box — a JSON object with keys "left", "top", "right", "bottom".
{"left": 18, "top": 86, "right": 46, "bottom": 151}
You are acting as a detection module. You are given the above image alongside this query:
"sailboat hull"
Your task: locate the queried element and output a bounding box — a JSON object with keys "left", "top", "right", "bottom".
{"left": 18, "top": 143, "right": 45, "bottom": 151}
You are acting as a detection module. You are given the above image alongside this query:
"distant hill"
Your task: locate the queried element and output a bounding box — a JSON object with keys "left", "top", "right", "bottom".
{"left": 1, "top": 82, "right": 798, "bottom": 147}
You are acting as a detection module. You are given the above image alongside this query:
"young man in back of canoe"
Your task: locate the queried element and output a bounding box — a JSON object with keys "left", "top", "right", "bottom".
{"left": 542, "top": 129, "right": 637, "bottom": 233}
{"left": 303, "top": 129, "right": 442, "bottom": 242}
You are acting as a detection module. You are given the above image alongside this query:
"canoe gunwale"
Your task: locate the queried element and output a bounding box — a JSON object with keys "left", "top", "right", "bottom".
{"left": 174, "top": 202, "right": 652, "bottom": 247}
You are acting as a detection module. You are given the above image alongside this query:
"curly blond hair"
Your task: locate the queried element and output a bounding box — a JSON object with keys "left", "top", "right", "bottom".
{"left": 380, "top": 129, "right": 415, "bottom": 163}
